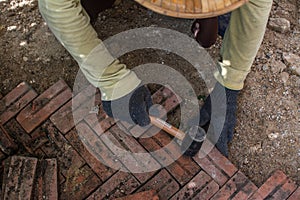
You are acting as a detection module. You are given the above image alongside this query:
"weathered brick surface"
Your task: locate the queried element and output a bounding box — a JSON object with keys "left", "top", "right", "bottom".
{"left": 0, "top": 82, "right": 37, "bottom": 125}
{"left": 3, "top": 119, "right": 33, "bottom": 153}
{"left": 87, "top": 171, "right": 140, "bottom": 200}
{"left": 207, "top": 147, "right": 238, "bottom": 177}
{"left": 288, "top": 187, "right": 300, "bottom": 200}
{"left": 151, "top": 129, "right": 201, "bottom": 185}
{"left": 32, "top": 159, "right": 58, "bottom": 200}
{"left": 74, "top": 122, "right": 122, "bottom": 171}
{"left": 231, "top": 181, "right": 258, "bottom": 200}
{"left": 136, "top": 169, "right": 180, "bottom": 199}
{"left": 249, "top": 170, "right": 287, "bottom": 200}
{"left": 271, "top": 179, "right": 297, "bottom": 200}
{"left": 0, "top": 124, "right": 18, "bottom": 155}
{"left": 2, "top": 81, "right": 300, "bottom": 200}
{"left": 114, "top": 190, "right": 159, "bottom": 200}
{"left": 109, "top": 126, "right": 160, "bottom": 183}
{"left": 2, "top": 156, "right": 38, "bottom": 200}
{"left": 17, "top": 80, "right": 72, "bottom": 133}
{"left": 60, "top": 165, "right": 101, "bottom": 200}
{"left": 170, "top": 170, "right": 216, "bottom": 200}
{"left": 211, "top": 171, "right": 257, "bottom": 200}
{"left": 50, "top": 84, "right": 99, "bottom": 134}
{"left": 65, "top": 129, "right": 115, "bottom": 182}
{"left": 193, "top": 154, "right": 228, "bottom": 186}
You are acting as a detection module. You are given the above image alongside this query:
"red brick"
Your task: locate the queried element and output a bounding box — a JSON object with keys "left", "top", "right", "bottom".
{"left": 50, "top": 84, "right": 99, "bottom": 134}
{"left": 32, "top": 159, "right": 58, "bottom": 200}
{"left": 87, "top": 171, "right": 140, "bottom": 200}
{"left": 2, "top": 156, "right": 38, "bottom": 200}
{"left": 194, "top": 180, "right": 220, "bottom": 200}
{"left": 75, "top": 122, "right": 122, "bottom": 171}
{"left": 3, "top": 119, "right": 33, "bottom": 154}
{"left": 65, "top": 129, "right": 115, "bottom": 182}
{"left": 231, "top": 181, "right": 258, "bottom": 200}
{"left": 30, "top": 127, "right": 49, "bottom": 151}
{"left": 249, "top": 170, "right": 287, "bottom": 200}
{"left": 288, "top": 187, "right": 300, "bottom": 200}
{"left": 60, "top": 165, "right": 101, "bottom": 200}
{"left": 210, "top": 171, "right": 250, "bottom": 200}
{"left": 136, "top": 169, "right": 180, "bottom": 199}
{"left": 0, "top": 82, "right": 31, "bottom": 109}
{"left": 152, "top": 129, "right": 201, "bottom": 184}
{"left": 208, "top": 147, "right": 238, "bottom": 177}
{"left": 100, "top": 130, "right": 150, "bottom": 175}
{"left": 38, "top": 122, "right": 86, "bottom": 178}
{"left": 114, "top": 190, "right": 159, "bottom": 200}
{"left": 109, "top": 126, "right": 160, "bottom": 183}
{"left": 0, "top": 123, "right": 18, "bottom": 155}
{"left": 139, "top": 129, "right": 198, "bottom": 185}
{"left": 50, "top": 100, "right": 74, "bottom": 134}
{"left": 86, "top": 114, "right": 116, "bottom": 135}
{"left": 139, "top": 134, "right": 175, "bottom": 166}
{"left": 170, "top": 170, "right": 212, "bottom": 199}
{"left": 193, "top": 154, "right": 228, "bottom": 186}
{"left": 271, "top": 179, "right": 297, "bottom": 199}
{"left": 17, "top": 80, "right": 71, "bottom": 133}
{"left": 1, "top": 89, "right": 37, "bottom": 125}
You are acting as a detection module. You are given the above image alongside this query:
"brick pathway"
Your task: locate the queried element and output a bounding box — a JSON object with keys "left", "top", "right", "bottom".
{"left": 0, "top": 80, "right": 299, "bottom": 200}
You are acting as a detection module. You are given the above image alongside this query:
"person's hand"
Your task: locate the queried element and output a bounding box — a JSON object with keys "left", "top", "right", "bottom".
{"left": 102, "top": 85, "right": 153, "bottom": 127}
{"left": 199, "top": 82, "right": 239, "bottom": 157}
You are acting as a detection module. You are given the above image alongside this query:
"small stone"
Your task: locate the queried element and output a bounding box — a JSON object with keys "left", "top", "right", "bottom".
{"left": 268, "top": 132, "right": 279, "bottom": 140}
{"left": 290, "top": 66, "right": 300, "bottom": 76}
{"left": 7, "top": 25, "right": 17, "bottom": 31}
{"left": 262, "top": 65, "right": 269, "bottom": 71}
{"left": 187, "top": 182, "right": 197, "bottom": 189}
{"left": 268, "top": 18, "right": 290, "bottom": 33}
{"left": 282, "top": 53, "right": 300, "bottom": 67}
{"left": 271, "top": 60, "right": 286, "bottom": 73}
{"left": 23, "top": 56, "right": 28, "bottom": 62}
{"left": 280, "top": 72, "right": 289, "bottom": 84}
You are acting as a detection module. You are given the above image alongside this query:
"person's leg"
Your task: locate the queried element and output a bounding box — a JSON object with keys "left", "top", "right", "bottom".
{"left": 215, "top": 0, "right": 273, "bottom": 90}
{"left": 81, "top": 0, "right": 116, "bottom": 23}
{"left": 191, "top": 17, "right": 218, "bottom": 48}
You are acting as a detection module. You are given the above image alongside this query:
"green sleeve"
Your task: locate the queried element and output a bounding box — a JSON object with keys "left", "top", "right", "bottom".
{"left": 38, "top": 0, "right": 140, "bottom": 100}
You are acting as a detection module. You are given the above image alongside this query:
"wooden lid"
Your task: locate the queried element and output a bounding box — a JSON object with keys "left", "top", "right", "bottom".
{"left": 134, "top": 0, "right": 248, "bottom": 18}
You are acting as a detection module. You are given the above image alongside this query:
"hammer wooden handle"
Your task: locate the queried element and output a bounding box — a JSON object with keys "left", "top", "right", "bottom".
{"left": 150, "top": 116, "right": 185, "bottom": 141}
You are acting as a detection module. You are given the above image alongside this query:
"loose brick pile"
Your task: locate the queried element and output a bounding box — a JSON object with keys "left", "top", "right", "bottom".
{"left": 0, "top": 80, "right": 299, "bottom": 199}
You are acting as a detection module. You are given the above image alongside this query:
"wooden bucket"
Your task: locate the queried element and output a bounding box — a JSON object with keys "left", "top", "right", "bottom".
{"left": 134, "top": 0, "right": 248, "bottom": 18}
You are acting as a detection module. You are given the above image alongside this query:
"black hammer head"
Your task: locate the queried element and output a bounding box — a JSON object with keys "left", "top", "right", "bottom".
{"left": 181, "top": 126, "right": 206, "bottom": 157}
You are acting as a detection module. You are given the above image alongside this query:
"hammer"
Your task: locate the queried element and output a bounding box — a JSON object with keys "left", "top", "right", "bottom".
{"left": 149, "top": 116, "right": 206, "bottom": 156}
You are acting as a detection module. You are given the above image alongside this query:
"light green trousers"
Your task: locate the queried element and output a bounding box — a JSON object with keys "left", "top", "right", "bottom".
{"left": 215, "top": 0, "right": 273, "bottom": 90}
{"left": 38, "top": 0, "right": 272, "bottom": 100}
{"left": 38, "top": 0, "right": 140, "bottom": 100}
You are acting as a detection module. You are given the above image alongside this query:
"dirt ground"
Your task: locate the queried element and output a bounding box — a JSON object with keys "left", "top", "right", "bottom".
{"left": 0, "top": 0, "right": 299, "bottom": 186}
